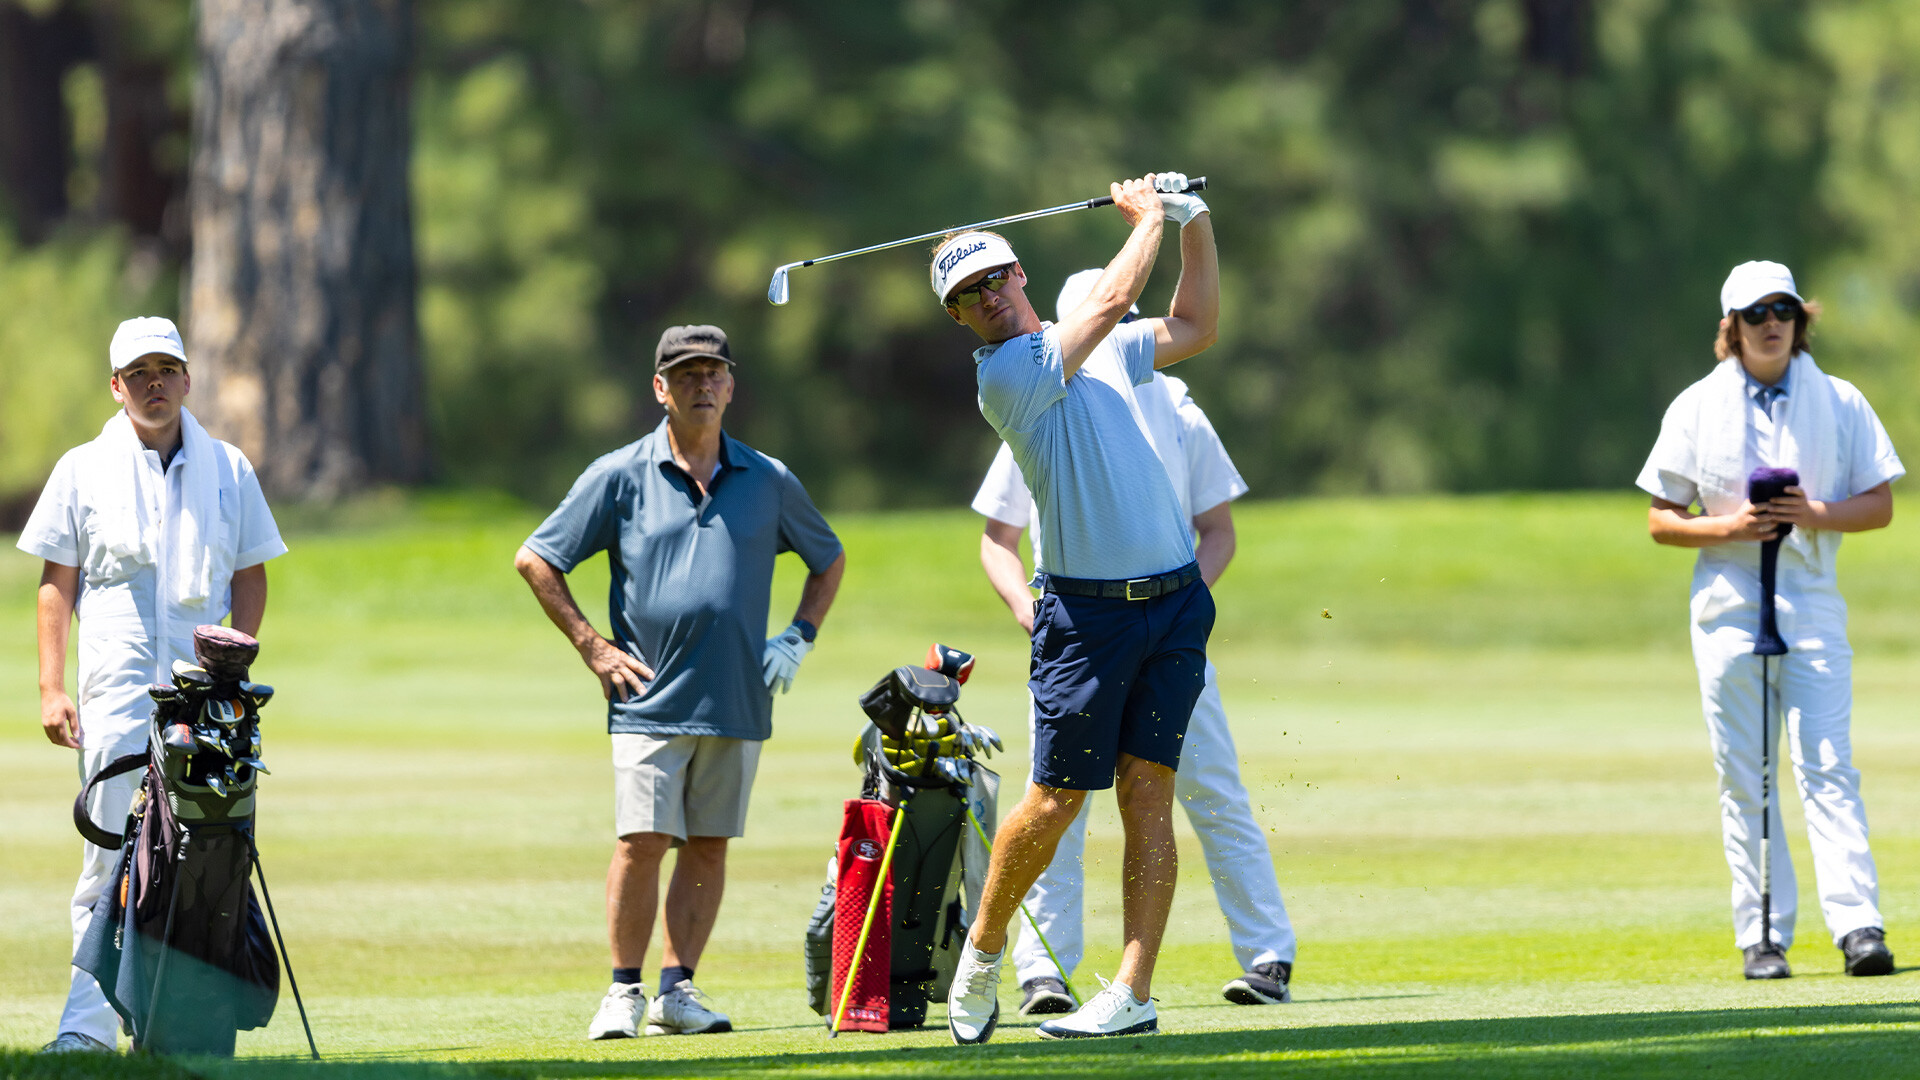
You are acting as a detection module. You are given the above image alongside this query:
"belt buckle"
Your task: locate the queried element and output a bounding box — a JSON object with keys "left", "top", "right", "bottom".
{"left": 1124, "top": 577, "right": 1152, "bottom": 601}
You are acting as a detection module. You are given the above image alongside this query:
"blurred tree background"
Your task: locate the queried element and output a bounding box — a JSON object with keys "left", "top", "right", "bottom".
{"left": 3, "top": 0, "right": 1919, "bottom": 515}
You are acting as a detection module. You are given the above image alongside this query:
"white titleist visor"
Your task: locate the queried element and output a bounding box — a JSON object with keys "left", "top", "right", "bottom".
{"left": 1720, "top": 261, "right": 1803, "bottom": 315}
{"left": 931, "top": 232, "right": 1018, "bottom": 303}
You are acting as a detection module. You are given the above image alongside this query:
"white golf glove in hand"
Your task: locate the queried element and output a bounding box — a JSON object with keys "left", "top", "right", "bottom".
{"left": 1154, "top": 171, "right": 1209, "bottom": 226}
{"left": 763, "top": 623, "right": 813, "bottom": 694}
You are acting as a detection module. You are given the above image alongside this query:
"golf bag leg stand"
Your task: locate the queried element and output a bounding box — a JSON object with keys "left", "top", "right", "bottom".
{"left": 249, "top": 838, "right": 319, "bottom": 1060}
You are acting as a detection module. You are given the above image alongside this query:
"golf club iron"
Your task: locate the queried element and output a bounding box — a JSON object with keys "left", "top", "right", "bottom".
{"left": 769, "top": 177, "right": 1208, "bottom": 305}
{"left": 1748, "top": 467, "right": 1796, "bottom": 958}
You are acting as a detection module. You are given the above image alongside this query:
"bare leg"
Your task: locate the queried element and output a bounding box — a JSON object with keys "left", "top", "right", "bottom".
{"left": 969, "top": 783, "right": 1087, "bottom": 953}
{"left": 660, "top": 836, "right": 730, "bottom": 971}
{"left": 1113, "top": 753, "right": 1178, "bottom": 997}
{"left": 608, "top": 832, "right": 673, "bottom": 969}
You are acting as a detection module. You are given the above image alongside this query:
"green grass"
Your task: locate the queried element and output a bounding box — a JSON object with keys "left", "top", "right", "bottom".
{"left": 6, "top": 491, "right": 1920, "bottom": 1078}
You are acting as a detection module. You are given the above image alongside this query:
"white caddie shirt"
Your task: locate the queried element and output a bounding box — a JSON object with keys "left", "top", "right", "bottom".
{"left": 17, "top": 423, "right": 286, "bottom": 756}
{"left": 973, "top": 371, "right": 1248, "bottom": 568}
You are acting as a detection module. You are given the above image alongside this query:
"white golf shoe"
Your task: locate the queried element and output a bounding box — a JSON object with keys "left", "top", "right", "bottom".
{"left": 946, "top": 944, "right": 1004, "bottom": 1045}
{"left": 646, "top": 983, "right": 732, "bottom": 1035}
{"left": 587, "top": 981, "right": 649, "bottom": 1039}
{"left": 1036, "top": 975, "right": 1158, "bottom": 1039}
{"left": 38, "top": 1031, "right": 114, "bottom": 1054}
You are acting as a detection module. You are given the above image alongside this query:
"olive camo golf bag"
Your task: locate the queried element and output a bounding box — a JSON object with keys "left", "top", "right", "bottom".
{"left": 72, "top": 625, "right": 314, "bottom": 1057}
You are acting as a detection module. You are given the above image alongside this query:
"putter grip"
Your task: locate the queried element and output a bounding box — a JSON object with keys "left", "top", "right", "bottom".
{"left": 1088, "top": 176, "right": 1207, "bottom": 209}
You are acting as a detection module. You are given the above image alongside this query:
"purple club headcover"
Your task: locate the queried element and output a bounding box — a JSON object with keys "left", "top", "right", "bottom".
{"left": 1748, "top": 467, "right": 1800, "bottom": 539}
{"left": 193, "top": 624, "right": 259, "bottom": 679}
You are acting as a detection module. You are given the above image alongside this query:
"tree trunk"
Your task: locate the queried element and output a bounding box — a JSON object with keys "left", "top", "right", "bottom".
{"left": 187, "top": 0, "right": 426, "bottom": 499}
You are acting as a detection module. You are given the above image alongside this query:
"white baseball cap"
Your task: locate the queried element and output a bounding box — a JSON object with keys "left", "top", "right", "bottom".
{"left": 1055, "top": 268, "right": 1139, "bottom": 323}
{"left": 1720, "top": 261, "right": 1803, "bottom": 315}
{"left": 109, "top": 316, "right": 188, "bottom": 373}
{"left": 931, "top": 232, "right": 1018, "bottom": 304}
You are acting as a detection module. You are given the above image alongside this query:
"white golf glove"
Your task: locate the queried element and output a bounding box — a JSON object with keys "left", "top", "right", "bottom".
{"left": 763, "top": 623, "right": 813, "bottom": 694}
{"left": 1154, "top": 171, "right": 1209, "bottom": 226}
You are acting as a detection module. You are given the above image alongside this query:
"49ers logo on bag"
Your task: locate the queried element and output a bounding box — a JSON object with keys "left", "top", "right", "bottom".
{"left": 854, "top": 839, "right": 882, "bottom": 861}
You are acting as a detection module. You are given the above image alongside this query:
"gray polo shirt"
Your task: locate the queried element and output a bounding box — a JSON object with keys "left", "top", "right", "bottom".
{"left": 524, "top": 420, "right": 843, "bottom": 740}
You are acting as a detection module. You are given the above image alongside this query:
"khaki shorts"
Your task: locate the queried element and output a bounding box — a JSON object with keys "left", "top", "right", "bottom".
{"left": 611, "top": 733, "right": 762, "bottom": 842}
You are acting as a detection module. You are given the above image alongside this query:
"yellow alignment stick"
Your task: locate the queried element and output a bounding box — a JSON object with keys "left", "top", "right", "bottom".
{"left": 828, "top": 803, "right": 908, "bottom": 1036}
{"left": 965, "top": 804, "right": 1081, "bottom": 1008}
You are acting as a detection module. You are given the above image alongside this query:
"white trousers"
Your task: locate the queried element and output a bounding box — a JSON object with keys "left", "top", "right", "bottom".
{"left": 1692, "top": 588, "right": 1880, "bottom": 951}
{"left": 60, "top": 743, "right": 142, "bottom": 1045}
{"left": 1013, "top": 661, "right": 1295, "bottom": 983}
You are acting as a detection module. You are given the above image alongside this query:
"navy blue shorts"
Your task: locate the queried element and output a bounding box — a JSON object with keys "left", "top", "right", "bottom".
{"left": 1027, "top": 573, "right": 1216, "bottom": 790}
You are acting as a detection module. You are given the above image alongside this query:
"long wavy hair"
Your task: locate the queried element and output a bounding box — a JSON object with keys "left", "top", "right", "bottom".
{"left": 1715, "top": 298, "right": 1822, "bottom": 361}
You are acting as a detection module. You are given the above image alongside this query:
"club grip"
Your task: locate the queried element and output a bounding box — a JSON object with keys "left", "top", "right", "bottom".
{"left": 1087, "top": 175, "right": 1208, "bottom": 209}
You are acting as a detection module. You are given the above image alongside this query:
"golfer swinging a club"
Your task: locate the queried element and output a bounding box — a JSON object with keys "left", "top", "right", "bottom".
{"left": 932, "top": 172, "right": 1217, "bottom": 1042}
{"left": 1638, "top": 261, "right": 1901, "bottom": 980}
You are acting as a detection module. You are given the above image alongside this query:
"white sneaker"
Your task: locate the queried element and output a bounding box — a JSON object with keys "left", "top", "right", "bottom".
{"left": 646, "top": 983, "right": 732, "bottom": 1035}
{"left": 946, "top": 945, "right": 1003, "bottom": 1045}
{"left": 1037, "top": 975, "right": 1158, "bottom": 1039}
{"left": 38, "top": 1031, "right": 114, "bottom": 1054}
{"left": 587, "top": 981, "right": 649, "bottom": 1039}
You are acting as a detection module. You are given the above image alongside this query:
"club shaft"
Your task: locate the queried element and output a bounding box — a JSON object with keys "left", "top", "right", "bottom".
{"left": 1760, "top": 657, "right": 1772, "bottom": 951}
{"left": 786, "top": 177, "right": 1208, "bottom": 272}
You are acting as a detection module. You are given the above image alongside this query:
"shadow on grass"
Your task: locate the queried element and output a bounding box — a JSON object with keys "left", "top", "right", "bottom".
{"left": 9, "top": 1003, "right": 1920, "bottom": 1079}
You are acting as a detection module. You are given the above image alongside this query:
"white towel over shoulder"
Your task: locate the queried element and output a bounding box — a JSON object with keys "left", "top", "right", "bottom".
{"left": 1689, "top": 353, "right": 1844, "bottom": 564}
{"left": 84, "top": 407, "right": 230, "bottom": 607}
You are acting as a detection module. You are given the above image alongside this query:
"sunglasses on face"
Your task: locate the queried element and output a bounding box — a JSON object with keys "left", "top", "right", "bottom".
{"left": 1738, "top": 299, "right": 1802, "bottom": 326}
{"left": 947, "top": 267, "right": 1014, "bottom": 309}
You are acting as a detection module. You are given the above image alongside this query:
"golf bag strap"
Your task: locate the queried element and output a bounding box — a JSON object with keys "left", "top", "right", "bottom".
{"left": 73, "top": 752, "right": 150, "bottom": 849}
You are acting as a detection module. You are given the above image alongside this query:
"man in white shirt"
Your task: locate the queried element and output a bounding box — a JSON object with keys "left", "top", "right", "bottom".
{"left": 973, "top": 270, "right": 1296, "bottom": 1015}
{"left": 18, "top": 317, "right": 286, "bottom": 1054}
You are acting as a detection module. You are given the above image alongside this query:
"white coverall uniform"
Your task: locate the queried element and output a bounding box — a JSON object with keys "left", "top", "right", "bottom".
{"left": 1636, "top": 353, "right": 1903, "bottom": 951}
{"left": 973, "top": 373, "right": 1296, "bottom": 981}
{"left": 16, "top": 412, "right": 285, "bottom": 1046}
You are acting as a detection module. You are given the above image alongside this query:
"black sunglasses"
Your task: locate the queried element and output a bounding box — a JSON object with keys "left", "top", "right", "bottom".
{"left": 947, "top": 267, "right": 1013, "bottom": 309}
{"left": 1737, "top": 299, "right": 1802, "bottom": 326}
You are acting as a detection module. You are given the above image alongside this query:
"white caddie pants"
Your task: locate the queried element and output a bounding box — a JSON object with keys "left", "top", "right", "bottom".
{"left": 1691, "top": 570, "right": 1880, "bottom": 952}
{"left": 1014, "top": 661, "right": 1295, "bottom": 983}
{"left": 61, "top": 742, "right": 143, "bottom": 1044}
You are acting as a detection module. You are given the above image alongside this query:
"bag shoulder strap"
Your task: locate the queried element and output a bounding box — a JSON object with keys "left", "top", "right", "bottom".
{"left": 73, "top": 751, "right": 151, "bottom": 849}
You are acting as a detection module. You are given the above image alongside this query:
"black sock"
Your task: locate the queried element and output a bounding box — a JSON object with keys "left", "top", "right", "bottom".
{"left": 612, "top": 967, "right": 643, "bottom": 986}
{"left": 659, "top": 965, "right": 694, "bottom": 992}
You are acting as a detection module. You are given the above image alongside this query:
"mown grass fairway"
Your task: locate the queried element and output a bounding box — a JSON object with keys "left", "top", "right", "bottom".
{"left": 6, "top": 492, "right": 1920, "bottom": 1078}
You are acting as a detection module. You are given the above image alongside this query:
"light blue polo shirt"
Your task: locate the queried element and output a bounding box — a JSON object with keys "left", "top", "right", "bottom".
{"left": 524, "top": 421, "right": 843, "bottom": 739}
{"left": 975, "top": 321, "right": 1194, "bottom": 580}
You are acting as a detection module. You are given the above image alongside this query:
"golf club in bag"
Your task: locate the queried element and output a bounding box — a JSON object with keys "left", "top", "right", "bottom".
{"left": 1748, "top": 467, "right": 1796, "bottom": 958}
{"left": 767, "top": 177, "right": 1208, "bottom": 305}
{"left": 805, "top": 643, "right": 1040, "bottom": 1034}
{"left": 71, "top": 625, "right": 316, "bottom": 1058}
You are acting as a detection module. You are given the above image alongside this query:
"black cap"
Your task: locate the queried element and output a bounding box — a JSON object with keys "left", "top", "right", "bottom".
{"left": 655, "top": 324, "right": 735, "bottom": 372}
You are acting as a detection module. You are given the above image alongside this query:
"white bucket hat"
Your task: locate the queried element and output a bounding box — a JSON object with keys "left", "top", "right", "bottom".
{"left": 1720, "top": 261, "right": 1803, "bottom": 315}
{"left": 931, "top": 232, "right": 1018, "bottom": 304}
{"left": 109, "top": 316, "right": 188, "bottom": 373}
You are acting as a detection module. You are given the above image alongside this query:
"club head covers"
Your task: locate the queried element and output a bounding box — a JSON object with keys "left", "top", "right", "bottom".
{"left": 193, "top": 625, "right": 259, "bottom": 681}
{"left": 925, "top": 643, "right": 975, "bottom": 684}
{"left": 1747, "top": 467, "right": 1800, "bottom": 539}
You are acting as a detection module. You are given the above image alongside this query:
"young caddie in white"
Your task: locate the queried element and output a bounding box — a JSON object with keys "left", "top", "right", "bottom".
{"left": 934, "top": 173, "right": 1218, "bottom": 1043}
{"left": 974, "top": 269, "right": 1296, "bottom": 1013}
{"left": 1638, "top": 261, "right": 1901, "bottom": 980}
{"left": 19, "top": 317, "right": 286, "bottom": 1055}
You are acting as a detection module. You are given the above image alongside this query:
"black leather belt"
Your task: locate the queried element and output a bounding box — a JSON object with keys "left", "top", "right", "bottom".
{"left": 1040, "top": 562, "right": 1202, "bottom": 601}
